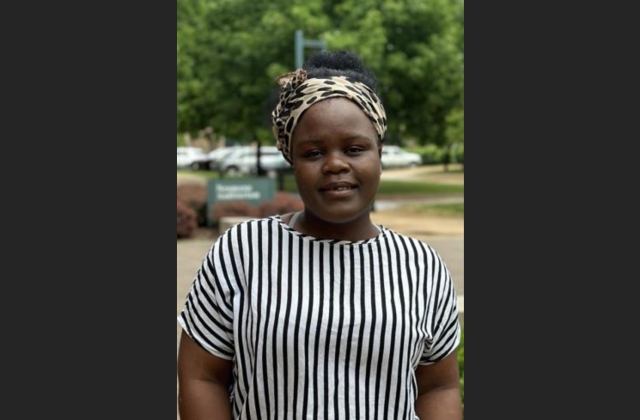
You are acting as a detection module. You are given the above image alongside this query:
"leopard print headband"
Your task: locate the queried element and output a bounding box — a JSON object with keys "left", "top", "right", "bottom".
{"left": 271, "top": 69, "right": 387, "bottom": 164}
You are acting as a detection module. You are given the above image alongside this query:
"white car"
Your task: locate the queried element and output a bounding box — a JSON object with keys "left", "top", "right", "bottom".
{"left": 177, "top": 147, "right": 209, "bottom": 170}
{"left": 206, "top": 146, "right": 244, "bottom": 171}
{"left": 380, "top": 145, "right": 422, "bottom": 169}
{"left": 220, "top": 146, "right": 291, "bottom": 176}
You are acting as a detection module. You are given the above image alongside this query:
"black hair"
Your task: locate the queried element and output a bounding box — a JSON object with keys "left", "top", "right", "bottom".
{"left": 303, "top": 50, "right": 378, "bottom": 92}
{"left": 264, "top": 50, "right": 380, "bottom": 128}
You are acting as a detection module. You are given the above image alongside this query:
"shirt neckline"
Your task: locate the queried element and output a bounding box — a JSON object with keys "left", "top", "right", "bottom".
{"left": 274, "top": 214, "right": 387, "bottom": 246}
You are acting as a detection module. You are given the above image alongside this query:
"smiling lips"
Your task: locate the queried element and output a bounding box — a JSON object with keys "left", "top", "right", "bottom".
{"left": 319, "top": 182, "right": 358, "bottom": 197}
{"left": 319, "top": 182, "right": 357, "bottom": 191}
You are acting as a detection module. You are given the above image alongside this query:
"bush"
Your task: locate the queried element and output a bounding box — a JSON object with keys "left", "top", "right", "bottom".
{"left": 416, "top": 144, "right": 445, "bottom": 164}
{"left": 210, "top": 192, "right": 304, "bottom": 223}
{"left": 454, "top": 144, "right": 464, "bottom": 165}
{"left": 258, "top": 191, "right": 304, "bottom": 217}
{"left": 177, "top": 200, "right": 197, "bottom": 238}
{"left": 177, "top": 184, "right": 207, "bottom": 226}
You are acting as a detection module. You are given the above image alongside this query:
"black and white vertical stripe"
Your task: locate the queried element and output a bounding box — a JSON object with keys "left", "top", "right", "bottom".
{"left": 178, "top": 216, "right": 460, "bottom": 419}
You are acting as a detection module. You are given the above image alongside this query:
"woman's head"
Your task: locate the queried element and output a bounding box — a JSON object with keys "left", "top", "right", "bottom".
{"left": 271, "top": 51, "right": 386, "bottom": 229}
{"left": 289, "top": 96, "right": 382, "bottom": 226}
{"left": 271, "top": 50, "right": 387, "bottom": 165}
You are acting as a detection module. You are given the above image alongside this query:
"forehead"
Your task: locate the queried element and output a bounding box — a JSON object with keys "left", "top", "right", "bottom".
{"left": 293, "top": 98, "right": 378, "bottom": 141}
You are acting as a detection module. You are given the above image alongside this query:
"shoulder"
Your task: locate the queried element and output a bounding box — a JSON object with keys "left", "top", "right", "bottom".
{"left": 381, "top": 228, "right": 435, "bottom": 251}
{"left": 219, "top": 216, "right": 282, "bottom": 237}
{"left": 381, "top": 228, "right": 448, "bottom": 265}
{"left": 213, "top": 216, "right": 290, "bottom": 250}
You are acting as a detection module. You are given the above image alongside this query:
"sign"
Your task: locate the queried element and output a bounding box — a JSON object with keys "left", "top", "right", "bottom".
{"left": 207, "top": 178, "right": 275, "bottom": 225}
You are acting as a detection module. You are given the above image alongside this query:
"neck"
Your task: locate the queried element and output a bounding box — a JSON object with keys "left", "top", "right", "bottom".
{"left": 296, "top": 210, "right": 379, "bottom": 242}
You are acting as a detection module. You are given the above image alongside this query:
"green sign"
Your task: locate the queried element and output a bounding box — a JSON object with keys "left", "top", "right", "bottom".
{"left": 207, "top": 178, "right": 275, "bottom": 225}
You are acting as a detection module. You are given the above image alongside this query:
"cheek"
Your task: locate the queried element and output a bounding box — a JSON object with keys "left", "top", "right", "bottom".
{"left": 359, "top": 160, "right": 382, "bottom": 180}
{"left": 293, "top": 165, "right": 313, "bottom": 185}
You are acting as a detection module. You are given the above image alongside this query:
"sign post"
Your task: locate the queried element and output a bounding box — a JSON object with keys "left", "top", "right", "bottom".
{"left": 295, "top": 30, "right": 327, "bottom": 69}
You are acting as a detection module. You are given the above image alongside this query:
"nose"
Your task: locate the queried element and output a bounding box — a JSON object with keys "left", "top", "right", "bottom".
{"left": 322, "top": 152, "right": 349, "bottom": 174}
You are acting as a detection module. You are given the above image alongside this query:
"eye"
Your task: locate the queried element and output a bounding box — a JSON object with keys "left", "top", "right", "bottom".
{"left": 346, "top": 146, "right": 365, "bottom": 155}
{"left": 302, "top": 149, "right": 323, "bottom": 158}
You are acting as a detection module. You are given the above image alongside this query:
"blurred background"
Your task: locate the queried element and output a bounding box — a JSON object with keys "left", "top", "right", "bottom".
{"left": 177, "top": 0, "right": 464, "bottom": 159}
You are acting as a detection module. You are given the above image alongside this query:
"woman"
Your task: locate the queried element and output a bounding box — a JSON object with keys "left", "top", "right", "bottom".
{"left": 177, "top": 50, "right": 462, "bottom": 419}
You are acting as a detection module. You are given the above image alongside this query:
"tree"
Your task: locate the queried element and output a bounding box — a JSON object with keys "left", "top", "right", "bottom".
{"left": 177, "top": 0, "right": 464, "bottom": 147}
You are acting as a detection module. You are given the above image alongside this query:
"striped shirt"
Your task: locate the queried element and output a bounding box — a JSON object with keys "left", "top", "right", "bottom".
{"left": 178, "top": 215, "right": 460, "bottom": 419}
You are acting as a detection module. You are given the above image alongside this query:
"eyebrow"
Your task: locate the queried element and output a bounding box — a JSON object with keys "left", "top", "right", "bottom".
{"left": 296, "top": 135, "right": 375, "bottom": 147}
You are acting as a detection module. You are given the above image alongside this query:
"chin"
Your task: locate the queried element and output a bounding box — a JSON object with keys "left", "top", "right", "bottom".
{"left": 314, "top": 203, "right": 372, "bottom": 224}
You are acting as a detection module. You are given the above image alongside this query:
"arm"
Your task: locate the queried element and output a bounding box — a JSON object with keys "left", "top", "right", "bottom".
{"left": 178, "top": 330, "right": 233, "bottom": 420}
{"left": 415, "top": 350, "right": 462, "bottom": 420}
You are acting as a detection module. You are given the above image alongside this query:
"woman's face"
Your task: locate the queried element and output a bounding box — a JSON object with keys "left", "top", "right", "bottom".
{"left": 291, "top": 98, "right": 382, "bottom": 225}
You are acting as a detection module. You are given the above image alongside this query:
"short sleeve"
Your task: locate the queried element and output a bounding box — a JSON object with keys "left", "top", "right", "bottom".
{"left": 419, "top": 252, "right": 461, "bottom": 365}
{"left": 177, "top": 230, "right": 241, "bottom": 360}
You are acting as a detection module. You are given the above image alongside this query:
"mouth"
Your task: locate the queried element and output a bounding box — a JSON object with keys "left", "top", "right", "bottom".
{"left": 319, "top": 182, "right": 357, "bottom": 192}
{"left": 319, "top": 182, "right": 358, "bottom": 198}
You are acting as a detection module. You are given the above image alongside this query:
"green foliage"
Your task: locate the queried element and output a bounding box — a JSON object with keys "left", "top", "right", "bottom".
{"left": 378, "top": 0, "right": 464, "bottom": 146}
{"left": 177, "top": 0, "right": 464, "bottom": 146}
{"left": 414, "top": 144, "right": 445, "bottom": 164}
{"left": 454, "top": 144, "right": 464, "bottom": 164}
{"left": 178, "top": 0, "right": 332, "bottom": 141}
{"left": 445, "top": 107, "right": 464, "bottom": 144}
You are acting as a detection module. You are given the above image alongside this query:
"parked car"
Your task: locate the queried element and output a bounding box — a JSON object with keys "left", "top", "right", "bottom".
{"left": 220, "top": 146, "right": 291, "bottom": 176}
{"left": 380, "top": 145, "right": 422, "bottom": 169}
{"left": 177, "top": 147, "right": 209, "bottom": 170}
{"left": 259, "top": 147, "right": 292, "bottom": 174}
{"left": 206, "top": 146, "right": 244, "bottom": 171}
